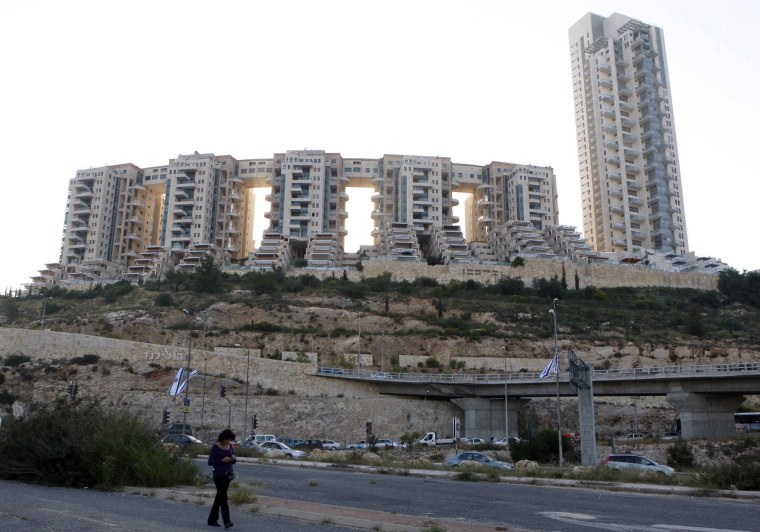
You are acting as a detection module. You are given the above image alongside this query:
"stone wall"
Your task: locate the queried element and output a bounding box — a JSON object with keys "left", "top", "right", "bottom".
{"left": 292, "top": 258, "right": 718, "bottom": 291}
{"left": 0, "top": 328, "right": 460, "bottom": 442}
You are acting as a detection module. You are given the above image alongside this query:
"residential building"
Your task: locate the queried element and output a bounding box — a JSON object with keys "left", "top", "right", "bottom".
{"left": 569, "top": 13, "right": 689, "bottom": 256}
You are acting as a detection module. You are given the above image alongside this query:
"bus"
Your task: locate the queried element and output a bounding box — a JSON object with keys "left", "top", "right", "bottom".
{"left": 734, "top": 412, "right": 760, "bottom": 433}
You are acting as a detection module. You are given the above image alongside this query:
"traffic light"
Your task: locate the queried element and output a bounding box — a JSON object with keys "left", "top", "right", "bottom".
{"left": 67, "top": 381, "right": 78, "bottom": 399}
{"left": 220, "top": 384, "right": 226, "bottom": 397}
{"left": 162, "top": 406, "right": 170, "bottom": 424}
{"left": 365, "top": 421, "right": 372, "bottom": 436}
{"left": 253, "top": 415, "right": 258, "bottom": 430}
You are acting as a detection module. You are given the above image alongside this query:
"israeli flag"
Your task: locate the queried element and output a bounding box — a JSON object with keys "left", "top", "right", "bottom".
{"left": 539, "top": 353, "right": 558, "bottom": 379}
{"left": 175, "top": 369, "right": 200, "bottom": 395}
{"left": 168, "top": 367, "right": 185, "bottom": 396}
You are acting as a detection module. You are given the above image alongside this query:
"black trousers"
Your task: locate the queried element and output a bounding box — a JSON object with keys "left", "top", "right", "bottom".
{"left": 208, "top": 474, "right": 232, "bottom": 525}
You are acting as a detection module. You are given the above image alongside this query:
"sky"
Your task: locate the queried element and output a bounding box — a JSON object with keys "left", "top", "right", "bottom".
{"left": 1, "top": 0, "right": 759, "bottom": 291}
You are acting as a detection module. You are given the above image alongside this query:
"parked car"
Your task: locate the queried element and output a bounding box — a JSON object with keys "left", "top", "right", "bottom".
{"left": 320, "top": 439, "right": 342, "bottom": 450}
{"left": 658, "top": 432, "right": 681, "bottom": 441}
{"left": 347, "top": 440, "right": 367, "bottom": 449}
{"left": 166, "top": 423, "right": 193, "bottom": 435}
{"left": 162, "top": 434, "right": 207, "bottom": 447}
{"left": 603, "top": 453, "right": 675, "bottom": 476}
{"left": 619, "top": 433, "right": 647, "bottom": 441}
{"left": 444, "top": 451, "right": 513, "bottom": 470}
{"left": 370, "top": 372, "right": 391, "bottom": 379}
{"left": 493, "top": 437, "right": 520, "bottom": 446}
{"left": 280, "top": 438, "right": 304, "bottom": 448}
{"left": 295, "top": 439, "right": 323, "bottom": 450}
{"left": 462, "top": 437, "right": 486, "bottom": 445}
{"left": 374, "top": 439, "right": 397, "bottom": 449}
{"left": 258, "top": 441, "right": 306, "bottom": 459}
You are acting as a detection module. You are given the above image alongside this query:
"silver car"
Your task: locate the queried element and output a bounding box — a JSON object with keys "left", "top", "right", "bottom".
{"left": 258, "top": 441, "right": 306, "bottom": 459}
{"left": 603, "top": 453, "right": 675, "bottom": 476}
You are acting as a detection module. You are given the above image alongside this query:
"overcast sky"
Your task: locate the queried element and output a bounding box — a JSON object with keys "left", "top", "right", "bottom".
{"left": 1, "top": 0, "right": 758, "bottom": 291}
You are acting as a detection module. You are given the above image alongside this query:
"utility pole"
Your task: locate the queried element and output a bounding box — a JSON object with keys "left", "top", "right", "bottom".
{"left": 550, "top": 298, "right": 563, "bottom": 468}
{"left": 182, "top": 309, "right": 192, "bottom": 435}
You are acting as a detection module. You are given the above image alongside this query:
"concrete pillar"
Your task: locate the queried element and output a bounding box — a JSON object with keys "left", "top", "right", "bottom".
{"left": 451, "top": 397, "right": 528, "bottom": 440}
{"left": 578, "top": 384, "right": 597, "bottom": 466}
{"left": 667, "top": 392, "right": 744, "bottom": 439}
{"left": 451, "top": 398, "right": 492, "bottom": 439}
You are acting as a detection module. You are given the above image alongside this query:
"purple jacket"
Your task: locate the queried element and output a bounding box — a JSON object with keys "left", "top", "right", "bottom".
{"left": 208, "top": 443, "right": 236, "bottom": 477}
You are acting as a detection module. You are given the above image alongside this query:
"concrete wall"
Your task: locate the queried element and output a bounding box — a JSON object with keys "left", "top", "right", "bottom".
{"left": 0, "top": 328, "right": 460, "bottom": 443}
{"left": 291, "top": 258, "right": 718, "bottom": 291}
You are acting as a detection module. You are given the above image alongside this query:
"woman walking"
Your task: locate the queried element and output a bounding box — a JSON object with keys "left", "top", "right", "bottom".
{"left": 207, "top": 428, "right": 236, "bottom": 528}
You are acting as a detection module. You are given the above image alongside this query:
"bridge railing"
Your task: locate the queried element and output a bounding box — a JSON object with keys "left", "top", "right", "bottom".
{"left": 316, "top": 361, "right": 760, "bottom": 383}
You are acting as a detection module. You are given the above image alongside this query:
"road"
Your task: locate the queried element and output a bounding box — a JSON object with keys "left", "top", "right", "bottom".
{"left": 0, "top": 479, "right": 356, "bottom": 531}
{"left": 1, "top": 461, "right": 758, "bottom": 531}
{"left": 240, "top": 461, "right": 758, "bottom": 532}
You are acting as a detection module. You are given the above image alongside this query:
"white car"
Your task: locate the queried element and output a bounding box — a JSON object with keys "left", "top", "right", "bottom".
{"left": 493, "top": 437, "right": 520, "bottom": 446}
{"left": 321, "top": 439, "right": 342, "bottom": 450}
{"left": 603, "top": 453, "right": 675, "bottom": 476}
{"left": 258, "top": 441, "right": 306, "bottom": 459}
{"left": 374, "top": 439, "right": 397, "bottom": 449}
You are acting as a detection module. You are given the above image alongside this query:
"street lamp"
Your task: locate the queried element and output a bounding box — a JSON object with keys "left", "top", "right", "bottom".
{"left": 41, "top": 297, "right": 53, "bottom": 330}
{"left": 181, "top": 309, "right": 192, "bottom": 435}
{"left": 503, "top": 346, "right": 509, "bottom": 441}
{"left": 549, "top": 298, "right": 563, "bottom": 468}
{"left": 243, "top": 349, "right": 251, "bottom": 437}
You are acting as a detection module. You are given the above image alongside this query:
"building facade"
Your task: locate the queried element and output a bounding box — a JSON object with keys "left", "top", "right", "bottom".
{"left": 569, "top": 13, "right": 689, "bottom": 256}
{"left": 37, "top": 150, "right": 560, "bottom": 287}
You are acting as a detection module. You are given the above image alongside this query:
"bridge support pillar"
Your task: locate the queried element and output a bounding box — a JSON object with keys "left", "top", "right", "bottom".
{"left": 666, "top": 392, "right": 744, "bottom": 439}
{"left": 451, "top": 397, "right": 528, "bottom": 440}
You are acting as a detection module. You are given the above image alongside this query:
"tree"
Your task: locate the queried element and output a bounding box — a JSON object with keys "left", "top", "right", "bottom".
{"left": 192, "top": 256, "right": 223, "bottom": 294}
{"left": 164, "top": 269, "right": 187, "bottom": 293}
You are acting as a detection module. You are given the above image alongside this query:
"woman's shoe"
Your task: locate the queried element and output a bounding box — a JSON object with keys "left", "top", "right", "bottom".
{"left": 207, "top": 522, "right": 220, "bottom": 527}
{"left": 224, "top": 522, "right": 234, "bottom": 529}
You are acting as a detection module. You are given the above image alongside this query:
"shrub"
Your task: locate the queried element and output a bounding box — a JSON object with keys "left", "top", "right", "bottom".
{"left": 102, "top": 281, "right": 133, "bottom": 304}
{"left": 69, "top": 354, "right": 100, "bottom": 365}
{"left": 154, "top": 293, "right": 174, "bottom": 307}
{"left": 3, "top": 354, "right": 31, "bottom": 367}
{"left": 700, "top": 448, "right": 760, "bottom": 490}
{"left": 509, "top": 430, "right": 575, "bottom": 464}
{"left": 0, "top": 401, "right": 199, "bottom": 488}
{"left": 666, "top": 440, "right": 695, "bottom": 469}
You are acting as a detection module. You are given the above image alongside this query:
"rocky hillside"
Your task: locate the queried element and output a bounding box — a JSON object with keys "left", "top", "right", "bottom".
{"left": 1, "top": 272, "right": 759, "bottom": 443}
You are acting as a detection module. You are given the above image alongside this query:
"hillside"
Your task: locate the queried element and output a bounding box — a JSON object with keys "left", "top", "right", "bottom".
{"left": 1, "top": 269, "right": 759, "bottom": 444}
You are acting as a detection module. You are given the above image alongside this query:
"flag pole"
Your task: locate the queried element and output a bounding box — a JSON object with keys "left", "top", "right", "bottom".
{"left": 551, "top": 298, "right": 563, "bottom": 469}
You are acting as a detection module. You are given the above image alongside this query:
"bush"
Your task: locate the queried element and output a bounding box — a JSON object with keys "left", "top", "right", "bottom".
{"left": 102, "top": 281, "right": 133, "bottom": 304}
{"left": 509, "top": 430, "right": 575, "bottom": 464}
{"left": 69, "top": 354, "right": 100, "bottom": 365}
{"left": 700, "top": 448, "right": 760, "bottom": 491}
{"left": 0, "top": 401, "right": 200, "bottom": 489}
{"left": 666, "top": 440, "right": 695, "bottom": 469}
{"left": 3, "top": 354, "right": 31, "bottom": 367}
{"left": 154, "top": 293, "right": 174, "bottom": 307}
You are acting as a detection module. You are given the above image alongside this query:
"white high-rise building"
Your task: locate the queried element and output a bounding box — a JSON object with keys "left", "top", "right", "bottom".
{"left": 569, "top": 13, "right": 689, "bottom": 256}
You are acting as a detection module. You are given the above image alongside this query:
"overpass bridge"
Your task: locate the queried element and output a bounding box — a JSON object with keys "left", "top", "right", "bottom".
{"left": 316, "top": 362, "right": 760, "bottom": 440}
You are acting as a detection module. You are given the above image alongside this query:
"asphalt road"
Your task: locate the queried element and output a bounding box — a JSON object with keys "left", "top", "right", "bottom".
{"left": 238, "top": 461, "right": 759, "bottom": 532}
{"left": 2, "top": 461, "right": 758, "bottom": 531}
{"left": 0, "top": 479, "right": 356, "bottom": 531}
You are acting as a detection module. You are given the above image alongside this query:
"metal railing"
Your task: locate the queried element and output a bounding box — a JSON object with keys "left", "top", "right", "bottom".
{"left": 316, "top": 362, "right": 760, "bottom": 384}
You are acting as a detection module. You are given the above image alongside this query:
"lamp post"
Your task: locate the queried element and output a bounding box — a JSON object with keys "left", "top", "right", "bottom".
{"left": 243, "top": 349, "right": 251, "bottom": 437}
{"left": 549, "top": 298, "right": 563, "bottom": 468}
{"left": 200, "top": 357, "right": 208, "bottom": 440}
{"left": 503, "top": 346, "right": 509, "bottom": 441}
{"left": 381, "top": 333, "right": 385, "bottom": 373}
{"left": 182, "top": 309, "right": 192, "bottom": 435}
{"left": 41, "top": 297, "right": 53, "bottom": 330}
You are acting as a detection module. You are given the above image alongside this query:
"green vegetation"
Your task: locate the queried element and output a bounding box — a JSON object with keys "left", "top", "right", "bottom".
{"left": 0, "top": 401, "right": 200, "bottom": 489}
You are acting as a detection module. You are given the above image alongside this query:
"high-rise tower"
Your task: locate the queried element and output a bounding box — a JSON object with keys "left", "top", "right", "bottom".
{"left": 569, "top": 13, "right": 689, "bottom": 256}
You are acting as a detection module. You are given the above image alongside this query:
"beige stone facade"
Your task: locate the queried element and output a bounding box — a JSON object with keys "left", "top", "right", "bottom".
{"left": 569, "top": 13, "right": 689, "bottom": 256}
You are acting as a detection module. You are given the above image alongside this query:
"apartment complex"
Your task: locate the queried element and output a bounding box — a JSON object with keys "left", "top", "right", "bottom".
{"left": 37, "top": 150, "right": 560, "bottom": 287}
{"left": 569, "top": 13, "right": 689, "bottom": 256}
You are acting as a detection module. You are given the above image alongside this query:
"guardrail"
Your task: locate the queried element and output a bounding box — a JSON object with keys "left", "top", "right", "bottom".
{"left": 316, "top": 362, "right": 760, "bottom": 384}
